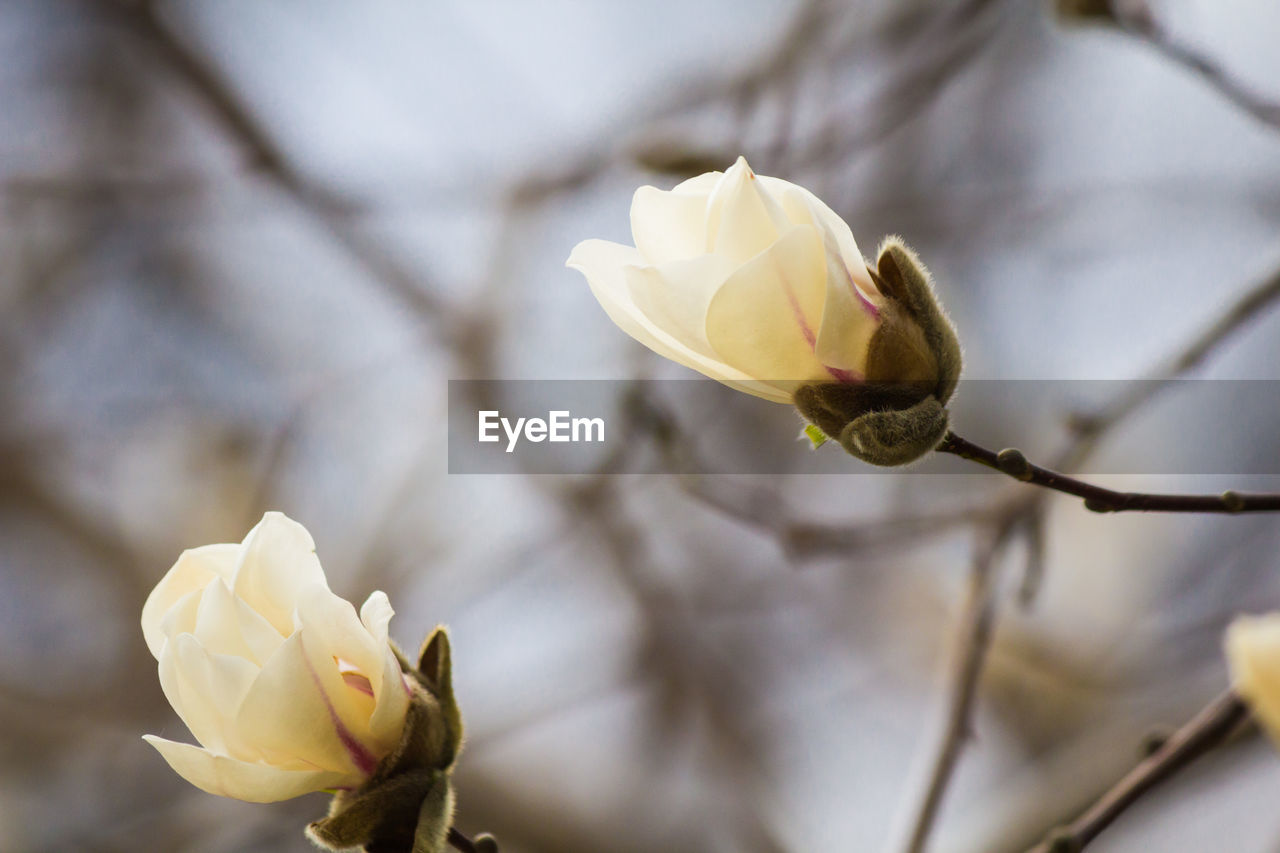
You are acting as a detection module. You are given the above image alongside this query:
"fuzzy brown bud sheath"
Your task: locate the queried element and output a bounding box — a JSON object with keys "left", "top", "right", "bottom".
{"left": 794, "top": 238, "right": 962, "bottom": 466}
{"left": 308, "top": 628, "right": 465, "bottom": 853}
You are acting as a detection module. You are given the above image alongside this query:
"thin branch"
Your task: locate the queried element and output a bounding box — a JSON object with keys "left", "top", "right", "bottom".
{"left": 1025, "top": 690, "right": 1250, "bottom": 853}
{"left": 936, "top": 432, "right": 1280, "bottom": 514}
{"left": 102, "top": 0, "right": 453, "bottom": 331}
{"left": 894, "top": 255, "right": 1280, "bottom": 849}
{"left": 899, "top": 502, "right": 1037, "bottom": 853}
{"left": 1109, "top": 1, "right": 1280, "bottom": 131}
{"left": 1067, "top": 262, "right": 1280, "bottom": 451}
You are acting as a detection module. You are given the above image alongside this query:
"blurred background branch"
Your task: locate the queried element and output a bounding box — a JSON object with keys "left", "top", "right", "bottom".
{"left": 4, "top": 1, "right": 1280, "bottom": 852}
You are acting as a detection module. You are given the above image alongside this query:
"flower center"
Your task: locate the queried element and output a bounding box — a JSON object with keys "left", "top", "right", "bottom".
{"left": 334, "top": 657, "right": 374, "bottom": 697}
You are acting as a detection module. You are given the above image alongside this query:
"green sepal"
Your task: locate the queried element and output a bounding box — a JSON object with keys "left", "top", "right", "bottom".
{"left": 801, "top": 423, "right": 830, "bottom": 449}
{"left": 868, "top": 238, "right": 962, "bottom": 404}
{"left": 411, "top": 772, "right": 456, "bottom": 853}
{"left": 1054, "top": 0, "right": 1117, "bottom": 23}
{"left": 839, "top": 395, "right": 949, "bottom": 467}
{"left": 793, "top": 237, "right": 962, "bottom": 467}
{"left": 307, "top": 769, "right": 449, "bottom": 852}
{"left": 413, "top": 627, "right": 463, "bottom": 766}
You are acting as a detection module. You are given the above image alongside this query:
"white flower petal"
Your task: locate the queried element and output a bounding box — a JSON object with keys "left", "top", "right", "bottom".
{"left": 360, "top": 592, "right": 411, "bottom": 753}
{"left": 294, "top": 584, "right": 381, "bottom": 724}
{"left": 623, "top": 253, "right": 736, "bottom": 362}
{"left": 705, "top": 157, "right": 788, "bottom": 266}
{"left": 1227, "top": 615, "right": 1280, "bottom": 740}
{"left": 143, "top": 736, "right": 358, "bottom": 803}
{"left": 670, "top": 171, "right": 722, "bottom": 194}
{"left": 631, "top": 185, "right": 710, "bottom": 265}
{"left": 569, "top": 240, "right": 738, "bottom": 373}
{"left": 570, "top": 240, "right": 807, "bottom": 403}
{"left": 231, "top": 512, "right": 327, "bottom": 636}
{"left": 761, "top": 179, "right": 867, "bottom": 277}
{"left": 158, "top": 587, "right": 203, "bottom": 648}
{"left": 813, "top": 243, "right": 881, "bottom": 373}
{"left": 359, "top": 591, "right": 395, "bottom": 647}
{"left": 235, "top": 630, "right": 373, "bottom": 776}
{"left": 158, "top": 634, "right": 234, "bottom": 756}
{"left": 194, "top": 577, "right": 285, "bottom": 664}
{"left": 367, "top": 648, "right": 411, "bottom": 756}
{"left": 705, "top": 224, "right": 833, "bottom": 395}
{"left": 141, "top": 544, "right": 238, "bottom": 659}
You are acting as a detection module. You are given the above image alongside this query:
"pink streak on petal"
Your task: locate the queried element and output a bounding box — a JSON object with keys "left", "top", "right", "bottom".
{"left": 300, "top": 637, "right": 379, "bottom": 777}
{"left": 775, "top": 254, "right": 864, "bottom": 385}
{"left": 825, "top": 366, "right": 863, "bottom": 383}
{"left": 846, "top": 264, "right": 881, "bottom": 320}
{"left": 774, "top": 255, "right": 818, "bottom": 351}
{"left": 335, "top": 657, "right": 375, "bottom": 698}
{"left": 341, "top": 671, "right": 375, "bottom": 697}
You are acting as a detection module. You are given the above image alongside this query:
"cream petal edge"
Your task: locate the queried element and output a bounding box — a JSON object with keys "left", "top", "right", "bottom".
{"left": 143, "top": 735, "right": 358, "bottom": 803}
{"left": 568, "top": 240, "right": 793, "bottom": 402}
{"left": 141, "top": 544, "right": 239, "bottom": 659}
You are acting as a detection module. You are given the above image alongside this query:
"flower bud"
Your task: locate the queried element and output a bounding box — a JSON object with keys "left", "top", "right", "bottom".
{"left": 307, "top": 627, "right": 464, "bottom": 853}
{"left": 568, "top": 156, "right": 885, "bottom": 403}
{"left": 794, "top": 238, "right": 960, "bottom": 465}
{"left": 1225, "top": 614, "right": 1280, "bottom": 745}
{"left": 141, "top": 512, "right": 412, "bottom": 803}
{"left": 568, "top": 158, "right": 961, "bottom": 465}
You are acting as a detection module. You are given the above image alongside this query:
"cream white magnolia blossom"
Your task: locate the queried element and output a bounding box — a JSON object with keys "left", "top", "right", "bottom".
{"left": 568, "top": 156, "right": 885, "bottom": 403}
{"left": 141, "top": 512, "right": 411, "bottom": 803}
{"left": 1225, "top": 613, "right": 1280, "bottom": 744}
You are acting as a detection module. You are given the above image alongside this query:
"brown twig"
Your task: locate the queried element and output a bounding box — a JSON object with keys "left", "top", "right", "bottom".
{"left": 895, "top": 256, "right": 1280, "bottom": 851}
{"left": 1108, "top": 2, "right": 1280, "bottom": 131}
{"left": 1024, "top": 690, "right": 1250, "bottom": 853}
{"left": 901, "top": 523, "right": 1011, "bottom": 853}
{"left": 935, "top": 432, "right": 1280, "bottom": 514}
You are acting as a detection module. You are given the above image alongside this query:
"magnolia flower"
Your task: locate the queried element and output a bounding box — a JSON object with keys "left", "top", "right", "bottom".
{"left": 141, "top": 512, "right": 411, "bottom": 803}
{"left": 1225, "top": 614, "right": 1280, "bottom": 743}
{"left": 567, "top": 156, "right": 961, "bottom": 465}
{"left": 569, "top": 156, "right": 885, "bottom": 402}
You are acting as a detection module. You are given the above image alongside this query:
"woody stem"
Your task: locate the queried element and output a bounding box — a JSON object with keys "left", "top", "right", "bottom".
{"left": 935, "top": 432, "right": 1280, "bottom": 513}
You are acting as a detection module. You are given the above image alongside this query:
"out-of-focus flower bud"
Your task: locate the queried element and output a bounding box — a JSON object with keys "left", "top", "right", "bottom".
{"left": 1225, "top": 614, "right": 1280, "bottom": 744}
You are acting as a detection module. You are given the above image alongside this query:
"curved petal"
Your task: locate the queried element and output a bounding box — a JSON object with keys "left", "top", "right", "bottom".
{"left": 162, "top": 633, "right": 263, "bottom": 759}
{"left": 704, "top": 157, "right": 788, "bottom": 266}
{"left": 235, "top": 631, "right": 375, "bottom": 775}
{"left": 294, "top": 585, "right": 382, "bottom": 728}
{"left": 231, "top": 512, "right": 327, "bottom": 636}
{"left": 194, "top": 577, "right": 286, "bottom": 664}
{"left": 568, "top": 240, "right": 792, "bottom": 402}
{"left": 671, "top": 171, "right": 723, "bottom": 195}
{"left": 631, "top": 185, "right": 710, "bottom": 266}
{"left": 360, "top": 592, "right": 412, "bottom": 753}
{"left": 143, "top": 736, "right": 357, "bottom": 803}
{"left": 158, "top": 587, "right": 204, "bottom": 648}
{"left": 763, "top": 179, "right": 870, "bottom": 286}
{"left": 623, "top": 253, "right": 736, "bottom": 362}
{"left": 142, "top": 544, "right": 238, "bottom": 659}
{"left": 569, "top": 240, "right": 738, "bottom": 374}
{"left": 705, "top": 224, "right": 833, "bottom": 394}
{"left": 813, "top": 246, "right": 881, "bottom": 373}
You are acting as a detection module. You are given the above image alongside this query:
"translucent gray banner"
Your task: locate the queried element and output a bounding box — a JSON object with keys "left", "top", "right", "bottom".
{"left": 447, "top": 379, "right": 1280, "bottom": 475}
